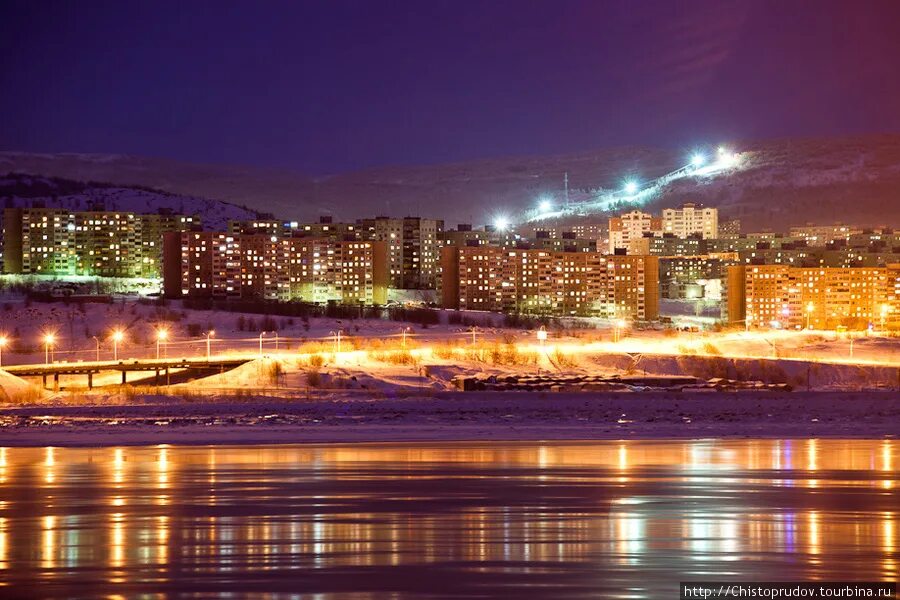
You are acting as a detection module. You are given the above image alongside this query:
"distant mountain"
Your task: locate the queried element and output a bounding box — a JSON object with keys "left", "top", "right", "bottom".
{"left": 2, "top": 134, "right": 900, "bottom": 231}
{"left": 0, "top": 173, "right": 260, "bottom": 230}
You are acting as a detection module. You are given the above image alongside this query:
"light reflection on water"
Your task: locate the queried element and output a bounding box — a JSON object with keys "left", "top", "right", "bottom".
{"left": 0, "top": 439, "right": 896, "bottom": 598}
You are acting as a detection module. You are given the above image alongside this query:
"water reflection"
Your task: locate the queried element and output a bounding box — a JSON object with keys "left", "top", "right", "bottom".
{"left": 0, "top": 440, "right": 896, "bottom": 598}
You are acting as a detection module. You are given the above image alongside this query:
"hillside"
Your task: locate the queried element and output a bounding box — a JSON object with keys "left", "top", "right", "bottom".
{"left": 0, "top": 173, "right": 260, "bottom": 230}
{"left": 2, "top": 134, "right": 900, "bottom": 231}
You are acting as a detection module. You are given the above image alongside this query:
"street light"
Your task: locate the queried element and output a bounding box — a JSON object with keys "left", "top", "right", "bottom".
{"left": 469, "top": 326, "right": 478, "bottom": 345}
{"left": 111, "top": 329, "right": 124, "bottom": 361}
{"left": 91, "top": 335, "right": 100, "bottom": 361}
{"left": 43, "top": 333, "right": 56, "bottom": 365}
{"left": 401, "top": 326, "right": 411, "bottom": 349}
{"left": 0, "top": 335, "right": 8, "bottom": 368}
{"left": 880, "top": 303, "right": 890, "bottom": 331}
{"left": 623, "top": 180, "right": 638, "bottom": 195}
{"left": 806, "top": 302, "right": 814, "bottom": 330}
{"left": 206, "top": 330, "right": 215, "bottom": 360}
{"left": 329, "top": 330, "right": 343, "bottom": 354}
{"left": 614, "top": 319, "right": 627, "bottom": 343}
{"left": 536, "top": 325, "right": 548, "bottom": 347}
{"left": 156, "top": 327, "right": 169, "bottom": 360}
{"left": 259, "top": 331, "right": 267, "bottom": 358}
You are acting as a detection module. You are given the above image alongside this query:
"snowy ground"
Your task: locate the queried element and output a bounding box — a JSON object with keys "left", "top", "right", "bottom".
{"left": 0, "top": 391, "right": 898, "bottom": 447}
{"left": 1, "top": 299, "right": 898, "bottom": 447}
{"left": 0, "top": 298, "right": 896, "bottom": 367}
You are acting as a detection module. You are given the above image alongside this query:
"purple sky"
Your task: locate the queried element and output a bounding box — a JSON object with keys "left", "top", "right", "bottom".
{"left": 2, "top": 0, "right": 900, "bottom": 174}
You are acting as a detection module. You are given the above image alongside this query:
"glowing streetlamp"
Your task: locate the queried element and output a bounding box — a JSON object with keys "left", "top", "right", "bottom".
{"left": 206, "top": 330, "right": 215, "bottom": 360}
{"left": 329, "top": 330, "right": 343, "bottom": 354}
{"left": 43, "top": 333, "right": 56, "bottom": 365}
{"left": 494, "top": 216, "right": 509, "bottom": 232}
{"left": 469, "top": 326, "right": 478, "bottom": 345}
{"left": 91, "top": 335, "right": 100, "bottom": 361}
{"left": 259, "top": 331, "right": 267, "bottom": 358}
{"left": 690, "top": 152, "right": 706, "bottom": 167}
{"left": 0, "top": 335, "right": 8, "bottom": 368}
{"left": 401, "top": 326, "right": 411, "bottom": 349}
{"left": 538, "top": 199, "right": 552, "bottom": 213}
{"left": 614, "top": 319, "right": 627, "bottom": 343}
{"left": 156, "top": 327, "right": 169, "bottom": 360}
{"left": 880, "top": 303, "right": 890, "bottom": 331}
{"left": 623, "top": 180, "right": 638, "bottom": 195}
{"left": 806, "top": 302, "right": 814, "bottom": 330}
{"left": 536, "top": 325, "right": 548, "bottom": 347}
{"left": 111, "top": 329, "right": 124, "bottom": 361}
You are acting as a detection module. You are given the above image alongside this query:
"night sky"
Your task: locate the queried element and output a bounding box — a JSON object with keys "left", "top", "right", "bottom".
{"left": 2, "top": 0, "right": 900, "bottom": 174}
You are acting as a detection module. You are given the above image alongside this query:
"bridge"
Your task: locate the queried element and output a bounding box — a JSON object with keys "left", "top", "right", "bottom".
{"left": 3, "top": 356, "right": 254, "bottom": 390}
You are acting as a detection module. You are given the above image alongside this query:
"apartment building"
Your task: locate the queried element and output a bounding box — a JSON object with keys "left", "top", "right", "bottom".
{"left": 661, "top": 203, "right": 718, "bottom": 239}
{"left": 789, "top": 224, "right": 861, "bottom": 246}
{"left": 659, "top": 254, "right": 737, "bottom": 300}
{"left": 360, "top": 216, "right": 443, "bottom": 288}
{"left": 725, "top": 264, "right": 899, "bottom": 330}
{"left": 3, "top": 207, "right": 198, "bottom": 278}
{"left": 608, "top": 210, "right": 662, "bottom": 253}
{"left": 163, "top": 232, "right": 388, "bottom": 305}
{"left": 228, "top": 216, "right": 362, "bottom": 241}
{"left": 441, "top": 246, "right": 658, "bottom": 320}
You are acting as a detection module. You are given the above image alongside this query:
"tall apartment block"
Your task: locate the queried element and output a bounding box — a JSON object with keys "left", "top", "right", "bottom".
{"left": 228, "top": 216, "right": 361, "bottom": 240}
{"left": 789, "top": 224, "right": 860, "bottom": 246}
{"left": 661, "top": 203, "right": 718, "bottom": 239}
{"left": 441, "top": 246, "right": 658, "bottom": 320}
{"left": 2, "top": 207, "right": 198, "bottom": 278}
{"left": 725, "top": 264, "right": 899, "bottom": 330}
{"left": 360, "top": 217, "right": 443, "bottom": 288}
{"left": 163, "top": 232, "right": 388, "bottom": 305}
{"left": 608, "top": 210, "right": 662, "bottom": 254}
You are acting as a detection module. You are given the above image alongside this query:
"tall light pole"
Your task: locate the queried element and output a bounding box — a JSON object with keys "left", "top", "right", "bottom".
{"left": 470, "top": 326, "right": 478, "bottom": 345}
{"left": 0, "top": 335, "right": 7, "bottom": 368}
{"left": 881, "top": 303, "right": 890, "bottom": 332}
{"left": 536, "top": 325, "right": 547, "bottom": 348}
{"left": 614, "top": 319, "right": 627, "bottom": 343}
{"left": 44, "top": 333, "right": 55, "bottom": 365}
{"left": 111, "top": 330, "right": 124, "bottom": 361}
{"left": 259, "top": 331, "right": 267, "bottom": 358}
{"left": 806, "top": 302, "right": 814, "bottom": 330}
{"left": 156, "top": 328, "right": 169, "bottom": 360}
{"left": 401, "top": 326, "right": 411, "bottom": 349}
{"left": 329, "top": 330, "right": 342, "bottom": 354}
{"left": 91, "top": 336, "right": 100, "bottom": 361}
{"left": 206, "top": 330, "right": 215, "bottom": 360}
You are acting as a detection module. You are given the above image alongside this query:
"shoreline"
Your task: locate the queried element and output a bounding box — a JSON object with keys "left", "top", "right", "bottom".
{"left": 2, "top": 391, "right": 899, "bottom": 447}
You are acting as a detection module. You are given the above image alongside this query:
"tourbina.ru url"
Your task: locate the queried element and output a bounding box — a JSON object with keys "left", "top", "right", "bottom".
{"left": 680, "top": 583, "right": 896, "bottom": 599}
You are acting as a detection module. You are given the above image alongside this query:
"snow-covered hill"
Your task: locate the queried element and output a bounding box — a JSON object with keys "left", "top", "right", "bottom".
{"left": 0, "top": 173, "right": 260, "bottom": 230}
{"left": 2, "top": 134, "right": 900, "bottom": 230}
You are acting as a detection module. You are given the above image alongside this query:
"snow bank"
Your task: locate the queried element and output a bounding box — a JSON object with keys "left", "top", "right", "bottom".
{"left": 0, "top": 370, "right": 46, "bottom": 403}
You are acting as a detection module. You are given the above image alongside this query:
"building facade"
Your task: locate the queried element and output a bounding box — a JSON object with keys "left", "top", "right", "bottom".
{"left": 360, "top": 217, "right": 443, "bottom": 289}
{"left": 441, "top": 246, "right": 658, "bottom": 320}
{"left": 725, "top": 264, "right": 899, "bottom": 330}
{"left": 608, "top": 210, "right": 662, "bottom": 254}
{"left": 661, "top": 203, "right": 719, "bottom": 240}
{"left": 3, "top": 207, "right": 198, "bottom": 278}
{"left": 163, "top": 232, "right": 388, "bottom": 305}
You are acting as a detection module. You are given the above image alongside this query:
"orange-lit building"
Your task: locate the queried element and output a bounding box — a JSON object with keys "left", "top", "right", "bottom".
{"left": 726, "top": 264, "right": 900, "bottom": 330}
{"left": 441, "top": 246, "right": 658, "bottom": 320}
